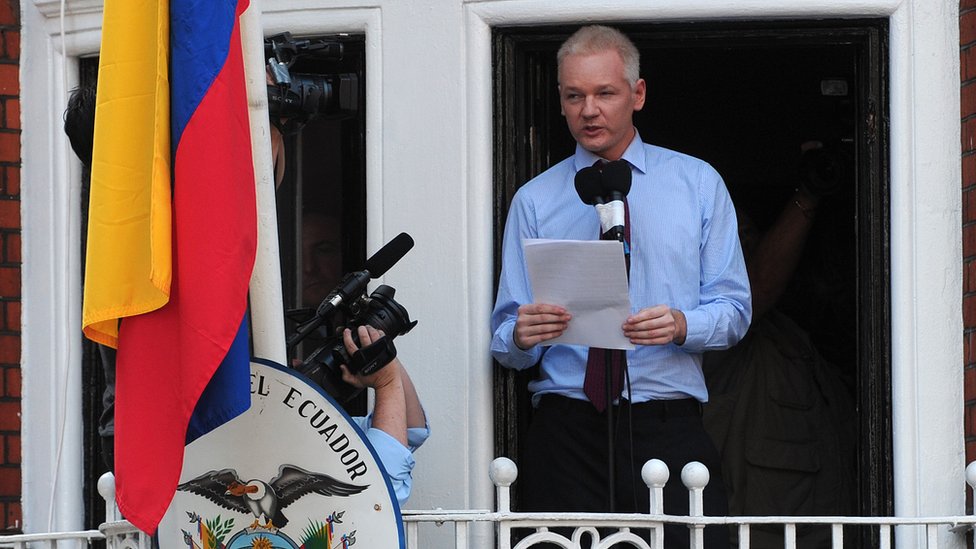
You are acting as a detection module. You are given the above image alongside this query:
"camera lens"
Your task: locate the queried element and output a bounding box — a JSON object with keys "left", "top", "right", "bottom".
{"left": 358, "top": 285, "right": 418, "bottom": 337}
{"left": 267, "top": 73, "right": 359, "bottom": 124}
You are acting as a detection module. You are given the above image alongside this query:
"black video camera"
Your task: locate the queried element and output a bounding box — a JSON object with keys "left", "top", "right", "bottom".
{"left": 265, "top": 32, "right": 359, "bottom": 132}
{"left": 797, "top": 141, "right": 851, "bottom": 198}
{"left": 288, "top": 234, "right": 417, "bottom": 402}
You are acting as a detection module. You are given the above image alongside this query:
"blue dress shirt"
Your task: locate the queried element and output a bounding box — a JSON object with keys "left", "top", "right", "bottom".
{"left": 354, "top": 414, "right": 430, "bottom": 506}
{"left": 490, "top": 131, "right": 752, "bottom": 405}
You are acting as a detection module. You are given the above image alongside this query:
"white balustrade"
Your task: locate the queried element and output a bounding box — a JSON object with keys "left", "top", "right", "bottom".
{"left": 1, "top": 459, "right": 975, "bottom": 549}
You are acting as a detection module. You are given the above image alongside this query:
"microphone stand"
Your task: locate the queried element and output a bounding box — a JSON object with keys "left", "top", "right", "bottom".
{"left": 605, "top": 346, "right": 615, "bottom": 512}
{"left": 574, "top": 162, "right": 631, "bottom": 514}
{"left": 605, "top": 227, "right": 628, "bottom": 513}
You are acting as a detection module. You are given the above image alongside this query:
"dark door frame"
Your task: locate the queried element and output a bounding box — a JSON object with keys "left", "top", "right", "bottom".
{"left": 491, "top": 19, "right": 891, "bottom": 523}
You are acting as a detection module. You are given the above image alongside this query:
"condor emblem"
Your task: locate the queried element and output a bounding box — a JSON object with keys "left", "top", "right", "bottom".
{"left": 158, "top": 359, "right": 403, "bottom": 548}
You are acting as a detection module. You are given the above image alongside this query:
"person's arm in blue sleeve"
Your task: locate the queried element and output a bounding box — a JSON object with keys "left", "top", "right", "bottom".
{"left": 622, "top": 165, "right": 752, "bottom": 350}
{"left": 490, "top": 190, "right": 572, "bottom": 368}
{"left": 356, "top": 414, "right": 428, "bottom": 506}
{"left": 341, "top": 326, "right": 429, "bottom": 505}
{"left": 678, "top": 166, "right": 752, "bottom": 351}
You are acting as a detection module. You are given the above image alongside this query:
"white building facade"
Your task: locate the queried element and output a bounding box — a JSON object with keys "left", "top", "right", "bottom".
{"left": 19, "top": 0, "right": 963, "bottom": 547}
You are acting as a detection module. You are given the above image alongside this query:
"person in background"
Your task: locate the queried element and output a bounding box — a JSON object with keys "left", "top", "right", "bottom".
{"left": 63, "top": 84, "right": 116, "bottom": 471}
{"left": 300, "top": 210, "right": 344, "bottom": 308}
{"left": 703, "top": 141, "right": 856, "bottom": 548}
{"left": 490, "top": 25, "right": 751, "bottom": 548}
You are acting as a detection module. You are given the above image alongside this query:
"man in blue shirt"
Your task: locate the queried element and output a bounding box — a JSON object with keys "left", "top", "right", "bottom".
{"left": 490, "top": 25, "right": 751, "bottom": 547}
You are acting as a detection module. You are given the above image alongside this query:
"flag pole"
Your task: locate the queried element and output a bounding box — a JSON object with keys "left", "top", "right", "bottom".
{"left": 239, "top": 1, "right": 287, "bottom": 364}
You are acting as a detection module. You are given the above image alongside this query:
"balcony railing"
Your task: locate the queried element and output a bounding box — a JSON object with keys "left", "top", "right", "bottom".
{"left": 2, "top": 458, "right": 975, "bottom": 549}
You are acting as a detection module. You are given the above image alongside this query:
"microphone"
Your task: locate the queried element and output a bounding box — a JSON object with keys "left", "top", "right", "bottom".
{"left": 287, "top": 232, "right": 415, "bottom": 348}
{"left": 574, "top": 165, "right": 619, "bottom": 241}
{"left": 316, "top": 231, "right": 413, "bottom": 318}
{"left": 574, "top": 161, "right": 632, "bottom": 240}
{"left": 600, "top": 160, "right": 632, "bottom": 242}
{"left": 363, "top": 232, "right": 414, "bottom": 278}
{"left": 574, "top": 166, "right": 605, "bottom": 206}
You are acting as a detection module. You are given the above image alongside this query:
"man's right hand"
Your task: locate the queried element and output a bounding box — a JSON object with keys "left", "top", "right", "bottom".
{"left": 339, "top": 325, "right": 397, "bottom": 390}
{"left": 514, "top": 304, "right": 571, "bottom": 350}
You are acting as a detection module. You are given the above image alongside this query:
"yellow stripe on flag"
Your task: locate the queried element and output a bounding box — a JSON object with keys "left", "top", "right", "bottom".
{"left": 82, "top": 0, "right": 172, "bottom": 348}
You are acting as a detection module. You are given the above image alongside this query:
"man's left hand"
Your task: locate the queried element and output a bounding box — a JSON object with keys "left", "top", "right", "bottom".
{"left": 623, "top": 305, "right": 687, "bottom": 346}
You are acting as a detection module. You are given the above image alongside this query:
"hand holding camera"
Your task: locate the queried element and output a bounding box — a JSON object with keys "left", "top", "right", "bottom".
{"left": 339, "top": 326, "right": 400, "bottom": 390}
{"left": 289, "top": 233, "right": 418, "bottom": 403}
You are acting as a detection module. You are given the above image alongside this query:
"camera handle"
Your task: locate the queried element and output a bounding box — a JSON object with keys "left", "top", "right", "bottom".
{"left": 351, "top": 335, "right": 398, "bottom": 377}
{"left": 287, "top": 270, "right": 372, "bottom": 349}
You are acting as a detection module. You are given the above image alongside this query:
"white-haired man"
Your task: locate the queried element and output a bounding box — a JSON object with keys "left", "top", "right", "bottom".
{"left": 491, "top": 25, "right": 752, "bottom": 548}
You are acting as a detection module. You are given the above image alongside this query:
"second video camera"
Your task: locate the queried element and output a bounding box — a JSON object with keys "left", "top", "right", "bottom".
{"left": 265, "top": 32, "right": 359, "bottom": 129}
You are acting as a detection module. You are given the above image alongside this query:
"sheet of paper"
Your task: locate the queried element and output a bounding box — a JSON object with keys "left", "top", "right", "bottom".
{"left": 523, "top": 238, "right": 634, "bottom": 350}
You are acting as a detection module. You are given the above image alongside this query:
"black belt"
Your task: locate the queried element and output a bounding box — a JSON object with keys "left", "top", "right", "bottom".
{"left": 539, "top": 394, "right": 702, "bottom": 419}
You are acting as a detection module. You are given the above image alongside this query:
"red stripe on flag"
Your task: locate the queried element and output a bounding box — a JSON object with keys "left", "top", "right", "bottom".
{"left": 114, "top": 12, "right": 256, "bottom": 533}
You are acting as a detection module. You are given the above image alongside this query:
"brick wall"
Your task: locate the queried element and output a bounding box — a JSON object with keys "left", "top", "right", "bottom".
{"left": 0, "top": 0, "right": 18, "bottom": 534}
{"left": 965, "top": 0, "right": 976, "bottom": 470}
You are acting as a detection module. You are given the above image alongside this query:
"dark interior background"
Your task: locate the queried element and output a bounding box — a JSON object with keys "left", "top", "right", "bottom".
{"left": 276, "top": 34, "right": 368, "bottom": 412}
{"left": 645, "top": 43, "right": 859, "bottom": 367}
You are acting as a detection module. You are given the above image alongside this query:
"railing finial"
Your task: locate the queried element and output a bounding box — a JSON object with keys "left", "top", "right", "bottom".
{"left": 966, "top": 461, "right": 976, "bottom": 490}
{"left": 491, "top": 457, "right": 517, "bottom": 515}
{"left": 680, "top": 461, "right": 709, "bottom": 490}
{"left": 641, "top": 458, "right": 669, "bottom": 488}
{"left": 490, "top": 457, "right": 518, "bottom": 487}
{"left": 97, "top": 472, "right": 116, "bottom": 502}
{"left": 97, "top": 472, "right": 120, "bottom": 523}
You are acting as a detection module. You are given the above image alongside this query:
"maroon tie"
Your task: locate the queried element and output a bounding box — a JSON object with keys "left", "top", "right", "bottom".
{"left": 583, "top": 163, "right": 631, "bottom": 412}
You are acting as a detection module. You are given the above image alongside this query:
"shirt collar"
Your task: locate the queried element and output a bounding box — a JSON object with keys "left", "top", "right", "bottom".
{"left": 572, "top": 128, "right": 647, "bottom": 174}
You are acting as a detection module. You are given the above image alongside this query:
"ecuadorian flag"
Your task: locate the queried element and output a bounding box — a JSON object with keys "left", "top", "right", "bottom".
{"left": 84, "top": 0, "right": 257, "bottom": 533}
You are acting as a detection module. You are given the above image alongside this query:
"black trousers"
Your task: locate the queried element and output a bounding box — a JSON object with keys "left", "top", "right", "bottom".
{"left": 520, "top": 395, "right": 730, "bottom": 548}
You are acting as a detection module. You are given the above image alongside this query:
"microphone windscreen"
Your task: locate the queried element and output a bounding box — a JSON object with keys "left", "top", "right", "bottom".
{"left": 601, "top": 160, "right": 632, "bottom": 196}
{"left": 364, "top": 232, "right": 414, "bottom": 278}
{"left": 574, "top": 166, "right": 604, "bottom": 205}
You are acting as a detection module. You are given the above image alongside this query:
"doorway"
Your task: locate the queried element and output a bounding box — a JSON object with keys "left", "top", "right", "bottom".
{"left": 491, "top": 18, "right": 890, "bottom": 533}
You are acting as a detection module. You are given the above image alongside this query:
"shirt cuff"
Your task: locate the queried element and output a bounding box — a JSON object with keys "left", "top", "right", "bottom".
{"left": 490, "top": 324, "right": 542, "bottom": 369}
{"left": 406, "top": 424, "right": 431, "bottom": 452}
{"left": 366, "top": 427, "right": 416, "bottom": 506}
{"left": 680, "top": 308, "right": 708, "bottom": 350}
{"left": 360, "top": 412, "right": 430, "bottom": 453}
